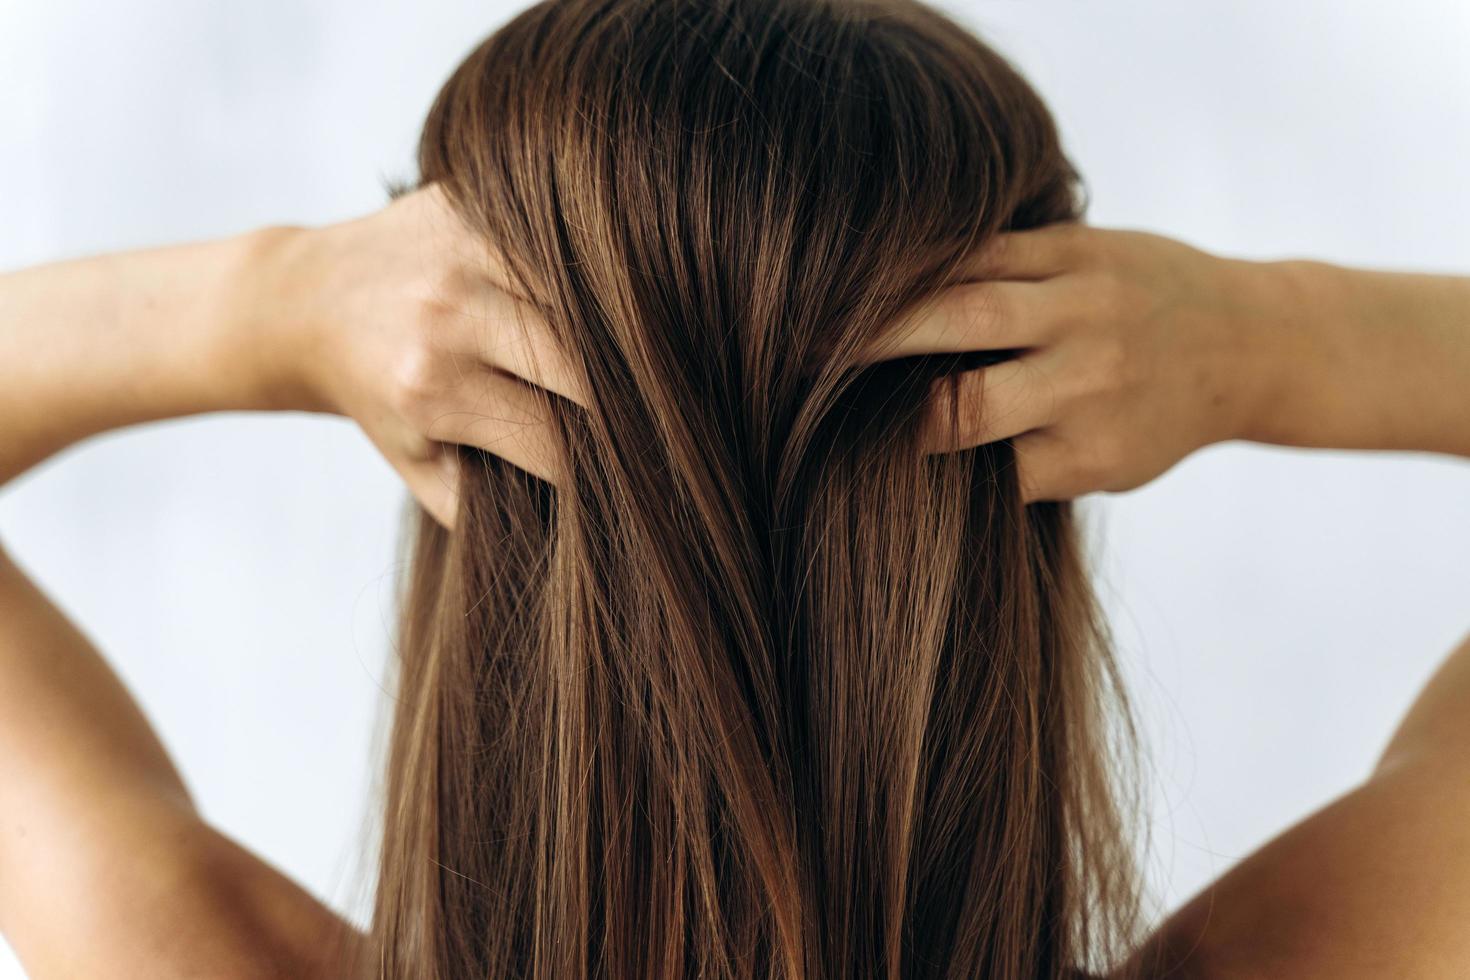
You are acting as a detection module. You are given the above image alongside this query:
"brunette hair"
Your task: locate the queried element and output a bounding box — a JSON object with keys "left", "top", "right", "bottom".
{"left": 349, "top": 1, "right": 1151, "bottom": 977}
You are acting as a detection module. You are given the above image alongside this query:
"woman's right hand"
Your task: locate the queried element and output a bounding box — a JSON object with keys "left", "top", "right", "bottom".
{"left": 243, "top": 183, "right": 583, "bottom": 528}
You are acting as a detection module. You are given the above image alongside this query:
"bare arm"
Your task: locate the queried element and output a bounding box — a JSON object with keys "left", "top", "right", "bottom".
{"left": 0, "top": 233, "right": 376, "bottom": 977}
{"left": 1240, "top": 256, "right": 1470, "bottom": 459}
{"left": 0, "top": 188, "right": 576, "bottom": 507}
{"left": 0, "top": 542, "right": 365, "bottom": 978}
{"left": 0, "top": 186, "right": 577, "bottom": 977}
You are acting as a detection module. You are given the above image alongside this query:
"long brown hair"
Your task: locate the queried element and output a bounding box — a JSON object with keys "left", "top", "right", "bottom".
{"left": 352, "top": 1, "right": 1151, "bottom": 976}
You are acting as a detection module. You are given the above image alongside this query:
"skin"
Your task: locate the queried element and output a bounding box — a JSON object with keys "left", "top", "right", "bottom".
{"left": 1, "top": 184, "right": 1468, "bottom": 977}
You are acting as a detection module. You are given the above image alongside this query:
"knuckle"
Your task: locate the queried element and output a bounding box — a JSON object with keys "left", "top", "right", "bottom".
{"left": 1083, "top": 268, "right": 1128, "bottom": 318}
{"left": 1010, "top": 445, "right": 1038, "bottom": 491}
{"left": 418, "top": 266, "right": 476, "bottom": 324}
{"left": 1091, "top": 431, "right": 1123, "bottom": 472}
{"left": 1011, "top": 443, "right": 1050, "bottom": 501}
{"left": 1032, "top": 367, "right": 1064, "bottom": 423}
{"left": 1053, "top": 467, "right": 1094, "bottom": 500}
{"left": 1093, "top": 334, "right": 1129, "bottom": 385}
{"left": 976, "top": 282, "right": 1012, "bottom": 325}
{"left": 1052, "top": 364, "right": 1092, "bottom": 410}
{"left": 1076, "top": 436, "right": 1120, "bottom": 487}
{"left": 956, "top": 283, "right": 1008, "bottom": 338}
{"left": 411, "top": 296, "right": 458, "bottom": 349}
{"left": 399, "top": 431, "right": 436, "bottom": 464}
{"left": 1066, "top": 335, "right": 1128, "bottom": 402}
{"left": 1038, "top": 437, "right": 1101, "bottom": 496}
{"left": 388, "top": 346, "right": 440, "bottom": 419}
{"left": 1045, "top": 221, "right": 1090, "bottom": 268}
{"left": 428, "top": 260, "right": 472, "bottom": 301}
{"left": 1050, "top": 219, "right": 1086, "bottom": 252}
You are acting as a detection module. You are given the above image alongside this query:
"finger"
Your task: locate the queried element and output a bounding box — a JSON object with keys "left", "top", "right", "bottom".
{"left": 406, "top": 184, "right": 588, "bottom": 406}
{"left": 439, "top": 284, "right": 588, "bottom": 407}
{"left": 957, "top": 222, "right": 1083, "bottom": 282}
{"left": 1009, "top": 429, "right": 1089, "bottom": 504}
{"left": 860, "top": 280, "right": 1052, "bottom": 364}
{"left": 919, "top": 354, "right": 1060, "bottom": 452}
{"left": 397, "top": 442, "right": 461, "bottom": 529}
{"left": 475, "top": 290, "right": 586, "bottom": 406}
{"left": 422, "top": 369, "right": 566, "bottom": 484}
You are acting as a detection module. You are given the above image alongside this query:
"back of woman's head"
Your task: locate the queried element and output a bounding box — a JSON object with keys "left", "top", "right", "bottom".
{"left": 363, "top": 1, "right": 1147, "bottom": 977}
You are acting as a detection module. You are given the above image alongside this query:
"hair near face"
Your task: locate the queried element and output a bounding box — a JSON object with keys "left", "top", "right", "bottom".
{"left": 346, "top": 1, "right": 1156, "bottom": 977}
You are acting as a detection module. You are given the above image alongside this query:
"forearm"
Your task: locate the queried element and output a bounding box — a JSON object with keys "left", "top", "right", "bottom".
{"left": 1240, "top": 258, "right": 1470, "bottom": 458}
{"left": 0, "top": 231, "right": 289, "bottom": 489}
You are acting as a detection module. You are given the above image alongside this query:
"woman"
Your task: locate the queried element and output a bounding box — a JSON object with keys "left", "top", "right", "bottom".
{"left": 2, "top": 0, "right": 1467, "bottom": 977}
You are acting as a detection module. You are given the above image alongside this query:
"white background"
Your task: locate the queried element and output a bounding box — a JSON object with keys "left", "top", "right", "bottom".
{"left": 2, "top": 1, "right": 1468, "bottom": 973}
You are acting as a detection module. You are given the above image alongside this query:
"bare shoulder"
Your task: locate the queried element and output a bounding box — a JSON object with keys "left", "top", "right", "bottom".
{"left": 1127, "top": 630, "right": 1470, "bottom": 980}
{"left": 174, "top": 822, "right": 372, "bottom": 979}
{"left": 5, "top": 803, "right": 367, "bottom": 979}
{"left": 0, "top": 544, "right": 368, "bottom": 978}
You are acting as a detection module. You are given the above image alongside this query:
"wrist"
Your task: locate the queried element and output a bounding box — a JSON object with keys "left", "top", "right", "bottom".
{"left": 1224, "top": 257, "right": 1470, "bottom": 456}
{"left": 221, "top": 224, "right": 337, "bottom": 415}
{"left": 1223, "top": 256, "right": 1329, "bottom": 447}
